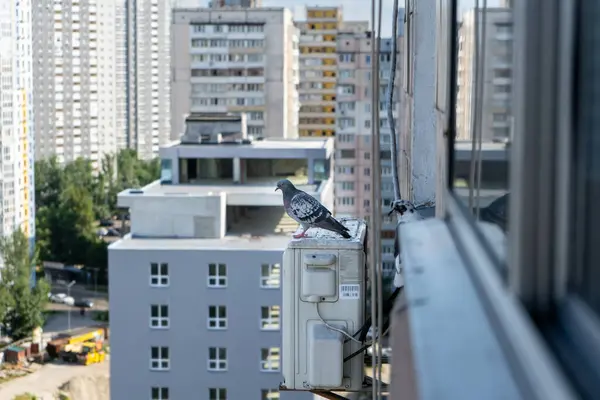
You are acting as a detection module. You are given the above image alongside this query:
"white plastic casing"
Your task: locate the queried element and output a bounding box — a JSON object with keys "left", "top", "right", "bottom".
{"left": 282, "top": 219, "right": 367, "bottom": 392}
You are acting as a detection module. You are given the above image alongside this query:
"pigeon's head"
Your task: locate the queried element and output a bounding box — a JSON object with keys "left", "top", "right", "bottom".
{"left": 275, "top": 179, "right": 296, "bottom": 193}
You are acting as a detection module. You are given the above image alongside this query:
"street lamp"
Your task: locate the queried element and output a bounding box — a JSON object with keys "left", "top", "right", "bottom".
{"left": 66, "top": 280, "right": 76, "bottom": 332}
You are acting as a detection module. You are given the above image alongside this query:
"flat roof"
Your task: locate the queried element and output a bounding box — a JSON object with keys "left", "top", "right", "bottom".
{"left": 165, "top": 138, "right": 332, "bottom": 151}
{"left": 141, "top": 181, "right": 319, "bottom": 196}
{"left": 109, "top": 234, "right": 291, "bottom": 251}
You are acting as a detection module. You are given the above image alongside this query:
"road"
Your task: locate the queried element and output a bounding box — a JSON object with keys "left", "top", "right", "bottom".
{"left": 0, "top": 359, "right": 109, "bottom": 400}
{"left": 43, "top": 311, "right": 100, "bottom": 336}
{"left": 48, "top": 283, "right": 109, "bottom": 311}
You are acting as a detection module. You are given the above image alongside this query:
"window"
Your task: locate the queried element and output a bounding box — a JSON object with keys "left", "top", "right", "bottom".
{"left": 150, "top": 305, "right": 169, "bottom": 329}
{"left": 150, "top": 263, "right": 169, "bottom": 287}
{"left": 260, "top": 347, "right": 280, "bottom": 372}
{"left": 339, "top": 69, "right": 355, "bottom": 78}
{"left": 208, "top": 347, "right": 227, "bottom": 371}
{"left": 364, "top": 152, "right": 371, "bottom": 160}
{"left": 364, "top": 168, "right": 371, "bottom": 176}
{"left": 209, "top": 388, "right": 227, "bottom": 400}
{"left": 150, "top": 347, "right": 169, "bottom": 371}
{"left": 208, "top": 263, "right": 227, "bottom": 287}
{"left": 340, "top": 181, "right": 355, "bottom": 191}
{"left": 338, "top": 53, "right": 355, "bottom": 63}
{"left": 151, "top": 387, "right": 169, "bottom": 400}
{"left": 208, "top": 305, "right": 227, "bottom": 329}
{"left": 261, "top": 263, "right": 281, "bottom": 288}
{"left": 340, "top": 149, "right": 356, "bottom": 159}
{"left": 260, "top": 306, "right": 280, "bottom": 330}
{"left": 261, "top": 389, "right": 280, "bottom": 400}
{"left": 338, "top": 197, "right": 355, "bottom": 206}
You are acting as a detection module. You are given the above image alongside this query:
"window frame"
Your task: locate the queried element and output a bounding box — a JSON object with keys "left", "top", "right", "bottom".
{"left": 260, "top": 263, "right": 281, "bottom": 289}
{"left": 260, "top": 347, "right": 281, "bottom": 372}
{"left": 149, "top": 346, "right": 170, "bottom": 371}
{"left": 443, "top": 0, "right": 597, "bottom": 397}
{"left": 149, "top": 262, "right": 169, "bottom": 287}
{"left": 208, "top": 388, "right": 227, "bottom": 400}
{"left": 151, "top": 387, "right": 169, "bottom": 400}
{"left": 260, "top": 305, "right": 281, "bottom": 331}
{"left": 150, "top": 304, "right": 169, "bottom": 329}
{"left": 207, "top": 305, "right": 227, "bottom": 330}
{"left": 207, "top": 347, "right": 228, "bottom": 372}
{"left": 207, "top": 263, "right": 227, "bottom": 288}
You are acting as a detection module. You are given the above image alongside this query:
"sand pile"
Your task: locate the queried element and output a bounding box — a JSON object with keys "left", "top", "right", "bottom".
{"left": 58, "top": 374, "right": 109, "bottom": 400}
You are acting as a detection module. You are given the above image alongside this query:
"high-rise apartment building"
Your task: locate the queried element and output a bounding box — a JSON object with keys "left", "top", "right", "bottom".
{"left": 297, "top": 6, "right": 342, "bottom": 138}
{"left": 32, "top": 0, "right": 118, "bottom": 168}
{"left": 171, "top": 7, "right": 299, "bottom": 140}
{"left": 334, "top": 33, "right": 403, "bottom": 275}
{"left": 109, "top": 114, "right": 328, "bottom": 400}
{"left": 456, "top": 8, "right": 513, "bottom": 142}
{"left": 117, "top": 0, "right": 172, "bottom": 160}
{"left": 0, "top": 0, "right": 36, "bottom": 241}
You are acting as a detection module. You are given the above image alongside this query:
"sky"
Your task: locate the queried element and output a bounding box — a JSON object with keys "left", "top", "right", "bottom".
{"left": 262, "top": 0, "right": 500, "bottom": 36}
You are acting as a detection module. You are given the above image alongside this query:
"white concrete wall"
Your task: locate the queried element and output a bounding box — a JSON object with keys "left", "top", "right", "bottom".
{"left": 129, "top": 194, "right": 226, "bottom": 238}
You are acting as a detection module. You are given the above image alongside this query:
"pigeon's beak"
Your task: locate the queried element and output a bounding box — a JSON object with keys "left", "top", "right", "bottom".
{"left": 275, "top": 187, "right": 280, "bottom": 192}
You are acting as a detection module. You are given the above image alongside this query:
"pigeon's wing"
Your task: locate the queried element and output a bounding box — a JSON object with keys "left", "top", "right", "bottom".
{"left": 289, "top": 192, "right": 329, "bottom": 225}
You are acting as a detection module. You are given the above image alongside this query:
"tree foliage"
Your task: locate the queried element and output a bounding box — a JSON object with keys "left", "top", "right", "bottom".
{"left": 0, "top": 230, "right": 50, "bottom": 340}
{"left": 34, "top": 150, "right": 159, "bottom": 282}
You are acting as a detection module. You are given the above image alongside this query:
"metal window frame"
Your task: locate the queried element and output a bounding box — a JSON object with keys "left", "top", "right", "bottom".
{"left": 443, "top": 0, "right": 581, "bottom": 398}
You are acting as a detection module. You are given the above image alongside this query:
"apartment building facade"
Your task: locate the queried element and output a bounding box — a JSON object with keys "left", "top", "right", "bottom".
{"left": 0, "top": 0, "right": 36, "bottom": 241}
{"left": 32, "top": 0, "right": 118, "bottom": 168}
{"left": 456, "top": 8, "right": 514, "bottom": 142}
{"left": 117, "top": 0, "right": 172, "bottom": 160}
{"left": 333, "top": 33, "right": 403, "bottom": 275}
{"left": 297, "top": 6, "right": 342, "bottom": 138}
{"left": 109, "top": 118, "right": 331, "bottom": 399}
{"left": 171, "top": 8, "right": 299, "bottom": 140}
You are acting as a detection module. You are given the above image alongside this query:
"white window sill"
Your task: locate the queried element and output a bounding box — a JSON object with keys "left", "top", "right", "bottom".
{"left": 390, "top": 217, "right": 574, "bottom": 400}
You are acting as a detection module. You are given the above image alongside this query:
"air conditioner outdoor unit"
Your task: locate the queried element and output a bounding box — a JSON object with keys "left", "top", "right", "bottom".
{"left": 281, "top": 218, "right": 367, "bottom": 392}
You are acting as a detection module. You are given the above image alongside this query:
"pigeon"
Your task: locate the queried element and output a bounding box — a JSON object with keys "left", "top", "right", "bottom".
{"left": 275, "top": 179, "right": 351, "bottom": 239}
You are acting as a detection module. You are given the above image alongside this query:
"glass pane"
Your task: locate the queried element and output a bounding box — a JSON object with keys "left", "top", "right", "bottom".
{"left": 162, "top": 347, "right": 169, "bottom": 358}
{"left": 219, "top": 348, "right": 226, "bottom": 359}
{"left": 570, "top": 3, "right": 600, "bottom": 315}
{"left": 261, "top": 264, "right": 269, "bottom": 276}
{"left": 209, "top": 347, "right": 216, "bottom": 359}
{"left": 151, "top": 263, "right": 158, "bottom": 275}
{"left": 219, "top": 389, "right": 226, "bottom": 398}
{"left": 209, "top": 263, "right": 216, "bottom": 275}
{"left": 209, "top": 306, "right": 215, "bottom": 318}
{"left": 261, "top": 307, "right": 268, "bottom": 318}
{"left": 219, "top": 306, "right": 226, "bottom": 318}
{"left": 151, "top": 305, "right": 158, "bottom": 317}
{"left": 152, "top": 387, "right": 159, "bottom": 398}
{"left": 160, "top": 263, "right": 169, "bottom": 275}
{"left": 218, "top": 264, "right": 226, "bottom": 275}
{"left": 161, "top": 388, "right": 169, "bottom": 398}
{"left": 161, "top": 158, "right": 173, "bottom": 184}
{"left": 450, "top": 2, "right": 513, "bottom": 255}
{"left": 161, "top": 305, "right": 168, "bottom": 317}
{"left": 151, "top": 347, "right": 158, "bottom": 358}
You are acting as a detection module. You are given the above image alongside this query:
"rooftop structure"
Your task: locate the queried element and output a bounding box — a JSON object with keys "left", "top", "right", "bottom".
{"left": 110, "top": 117, "right": 329, "bottom": 399}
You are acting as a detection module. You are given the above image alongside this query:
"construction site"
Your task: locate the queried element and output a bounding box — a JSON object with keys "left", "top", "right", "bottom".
{"left": 0, "top": 326, "right": 110, "bottom": 400}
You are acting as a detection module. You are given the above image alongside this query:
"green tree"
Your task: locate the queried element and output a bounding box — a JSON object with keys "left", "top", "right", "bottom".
{"left": 0, "top": 230, "right": 49, "bottom": 340}
{"left": 51, "top": 184, "right": 98, "bottom": 264}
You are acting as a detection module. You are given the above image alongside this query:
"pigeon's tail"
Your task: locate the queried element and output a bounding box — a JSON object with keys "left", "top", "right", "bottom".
{"left": 317, "top": 216, "right": 351, "bottom": 239}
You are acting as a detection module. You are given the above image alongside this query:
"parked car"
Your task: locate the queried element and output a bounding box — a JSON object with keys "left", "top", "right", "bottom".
{"left": 74, "top": 299, "right": 94, "bottom": 308}
{"left": 50, "top": 293, "right": 67, "bottom": 303}
{"left": 63, "top": 296, "right": 75, "bottom": 306}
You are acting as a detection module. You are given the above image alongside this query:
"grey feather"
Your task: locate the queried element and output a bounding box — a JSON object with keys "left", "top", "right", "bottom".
{"left": 276, "top": 179, "right": 351, "bottom": 239}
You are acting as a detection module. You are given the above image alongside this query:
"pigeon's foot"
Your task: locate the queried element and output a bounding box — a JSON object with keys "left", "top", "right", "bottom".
{"left": 293, "top": 232, "right": 308, "bottom": 239}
